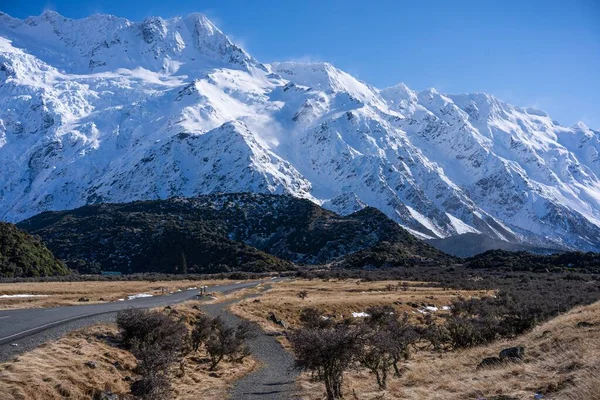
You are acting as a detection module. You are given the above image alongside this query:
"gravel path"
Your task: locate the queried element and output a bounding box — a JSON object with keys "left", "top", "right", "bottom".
{"left": 202, "top": 294, "right": 300, "bottom": 400}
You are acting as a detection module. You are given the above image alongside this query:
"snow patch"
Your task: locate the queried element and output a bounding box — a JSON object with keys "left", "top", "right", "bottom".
{"left": 127, "top": 293, "right": 154, "bottom": 300}
{"left": 352, "top": 312, "right": 370, "bottom": 318}
{"left": 446, "top": 213, "right": 480, "bottom": 234}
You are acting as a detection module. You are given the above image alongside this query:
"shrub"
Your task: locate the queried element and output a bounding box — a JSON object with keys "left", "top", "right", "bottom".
{"left": 190, "top": 314, "right": 254, "bottom": 370}
{"left": 116, "top": 309, "right": 188, "bottom": 399}
{"left": 289, "top": 324, "right": 363, "bottom": 400}
{"left": 362, "top": 307, "right": 417, "bottom": 387}
{"left": 191, "top": 314, "right": 217, "bottom": 352}
{"left": 299, "top": 307, "right": 332, "bottom": 329}
{"left": 298, "top": 290, "right": 309, "bottom": 300}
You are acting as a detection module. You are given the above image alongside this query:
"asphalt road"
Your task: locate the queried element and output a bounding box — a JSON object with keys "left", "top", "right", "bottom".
{"left": 0, "top": 279, "right": 270, "bottom": 362}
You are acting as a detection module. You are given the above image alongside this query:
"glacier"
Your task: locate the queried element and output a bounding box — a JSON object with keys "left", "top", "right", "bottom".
{"left": 0, "top": 11, "right": 599, "bottom": 252}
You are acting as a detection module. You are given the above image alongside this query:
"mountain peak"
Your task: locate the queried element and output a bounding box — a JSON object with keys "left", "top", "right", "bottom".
{"left": 572, "top": 121, "right": 590, "bottom": 131}
{"left": 0, "top": 11, "right": 258, "bottom": 73}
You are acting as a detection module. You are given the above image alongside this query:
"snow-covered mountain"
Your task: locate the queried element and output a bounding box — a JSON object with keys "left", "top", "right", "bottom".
{"left": 1, "top": 11, "right": 599, "bottom": 252}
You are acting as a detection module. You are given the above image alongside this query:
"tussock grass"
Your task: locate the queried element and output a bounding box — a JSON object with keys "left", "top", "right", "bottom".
{"left": 297, "top": 300, "right": 600, "bottom": 400}
{"left": 0, "top": 302, "right": 258, "bottom": 399}
{"left": 232, "top": 279, "right": 489, "bottom": 327}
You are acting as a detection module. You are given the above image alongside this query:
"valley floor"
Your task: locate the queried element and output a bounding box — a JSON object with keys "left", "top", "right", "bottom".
{"left": 0, "top": 279, "right": 240, "bottom": 310}
{"left": 1, "top": 279, "right": 598, "bottom": 399}
{"left": 232, "top": 279, "right": 600, "bottom": 400}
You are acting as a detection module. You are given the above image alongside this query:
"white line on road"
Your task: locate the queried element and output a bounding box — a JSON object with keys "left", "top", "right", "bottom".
{"left": 0, "top": 312, "right": 98, "bottom": 344}
{"left": 0, "top": 316, "right": 9, "bottom": 320}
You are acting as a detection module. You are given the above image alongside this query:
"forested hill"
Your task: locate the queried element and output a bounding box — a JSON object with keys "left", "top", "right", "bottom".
{"left": 0, "top": 222, "right": 70, "bottom": 278}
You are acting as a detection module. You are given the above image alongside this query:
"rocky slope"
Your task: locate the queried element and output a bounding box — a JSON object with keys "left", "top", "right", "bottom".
{"left": 18, "top": 193, "right": 451, "bottom": 273}
{"left": 0, "top": 222, "right": 69, "bottom": 277}
{"left": 1, "top": 11, "right": 599, "bottom": 253}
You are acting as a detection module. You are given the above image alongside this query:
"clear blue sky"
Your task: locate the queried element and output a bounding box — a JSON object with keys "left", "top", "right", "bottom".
{"left": 3, "top": 0, "right": 599, "bottom": 128}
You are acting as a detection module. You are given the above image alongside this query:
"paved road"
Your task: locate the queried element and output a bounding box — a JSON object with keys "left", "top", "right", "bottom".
{"left": 0, "top": 279, "right": 271, "bottom": 362}
{"left": 203, "top": 293, "right": 299, "bottom": 399}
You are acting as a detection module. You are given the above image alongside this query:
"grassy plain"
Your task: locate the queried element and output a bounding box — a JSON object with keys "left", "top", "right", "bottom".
{"left": 232, "top": 279, "right": 600, "bottom": 400}
{"left": 0, "top": 279, "right": 241, "bottom": 310}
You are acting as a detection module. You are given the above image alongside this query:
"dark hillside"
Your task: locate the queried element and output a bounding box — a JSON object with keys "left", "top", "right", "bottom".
{"left": 19, "top": 193, "right": 452, "bottom": 273}
{"left": 0, "top": 222, "right": 70, "bottom": 277}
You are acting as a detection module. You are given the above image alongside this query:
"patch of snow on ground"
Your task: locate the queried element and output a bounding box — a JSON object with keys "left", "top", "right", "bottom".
{"left": 0, "top": 294, "right": 48, "bottom": 298}
{"left": 352, "top": 312, "right": 370, "bottom": 318}
{"left": 127, "top": 293, "right": 154, "bottom": 300}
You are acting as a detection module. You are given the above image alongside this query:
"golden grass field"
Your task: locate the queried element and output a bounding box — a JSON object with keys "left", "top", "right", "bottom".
{"left": 0, "top": 279, "right": 240, "bottom": 310}
{"left": 0, "top": 302, "right": 258, "bottom": 400}
{"left": 232, "top": 279, "right": 600, "bottom": 400}
{"left": 231, "top": 279, "right": 491, "bottom": 345}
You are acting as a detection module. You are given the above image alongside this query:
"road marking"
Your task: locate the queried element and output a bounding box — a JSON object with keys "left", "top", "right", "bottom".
{"left": 0, "top": 316, "right": 9, "bottom": 320}
{"left": 0, "top": 280, "right": 268, "bottom": 345}
{"left": 0, "top": 312, "right": 99, "bottom": 344}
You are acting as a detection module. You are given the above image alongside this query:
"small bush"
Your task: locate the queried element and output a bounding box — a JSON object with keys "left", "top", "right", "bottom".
{"left": 116, "top": 309, "right": 188, "bottom": 399}
{"left": 298, "top": 290, "right": 309, "bottom": 300}
{"left": 290, "top": 323, "right": 363, "bottom": 400}
{"left": 190, "top": 314, "right": 254, "bottom": 370}
{"left": 299, "top": 307, "right": 332, "bottom": 329}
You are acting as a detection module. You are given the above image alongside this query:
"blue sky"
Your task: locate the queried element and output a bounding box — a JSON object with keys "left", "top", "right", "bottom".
{"left": 3, "top": 0, "right": 599, "bottom": 127}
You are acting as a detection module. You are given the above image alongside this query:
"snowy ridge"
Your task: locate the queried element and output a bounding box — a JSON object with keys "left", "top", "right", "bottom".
{"left": 1, "top": 11, "right": 599, "bottom": 252}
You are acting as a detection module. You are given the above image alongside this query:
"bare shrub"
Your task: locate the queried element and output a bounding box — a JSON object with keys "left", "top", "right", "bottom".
{"left": 298, "top": 290, "right": 309, "bottom": 300}
{"left": 191, "top": 314, "right": 217, "bottom": 352}
{"left": 299, "top": 307, "right": 332, "bottom": 329}
{"left": 289, "top": 324, "right": 363, "bottom": 400}
{"left": 190, "top": 314, "right": 254, "bottom": 370}
{"left": 361, "top": 306, "right": 418, "bottom": 387}
{"left": 116, "top": 309, "right": 188, "bottom": 399}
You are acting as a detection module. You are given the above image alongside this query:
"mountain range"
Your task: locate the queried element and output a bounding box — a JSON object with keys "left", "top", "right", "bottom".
{"left": 1, "top": 11, "right": 599, "bottom": 253}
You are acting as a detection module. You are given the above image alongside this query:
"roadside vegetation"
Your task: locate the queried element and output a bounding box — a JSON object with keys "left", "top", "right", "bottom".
{"left": 0, "top": 302, "right": 256, "bottom": 400}
{"left": 116, "top": 306, "right": 255, "bottom": 399}
{"left": 0, "top": 278, "right": 258, "bottom": 310}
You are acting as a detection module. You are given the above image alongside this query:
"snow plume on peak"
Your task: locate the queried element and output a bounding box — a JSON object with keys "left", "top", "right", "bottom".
{"left": 0, "top": 11, "right": 600, "bottom": 252}
{"left": 270, "top": 61, "right": 384, "bottom": 107}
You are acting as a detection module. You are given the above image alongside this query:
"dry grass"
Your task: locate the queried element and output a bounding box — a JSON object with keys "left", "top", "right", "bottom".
{"left": 296, "top": 301, "right": 600, "bottom": 400}
{"left": 0, "top": 301, "right": 257, "bottom": 400}
{"left": 231, "top": 279, "right": 600, "bottom": 400}
{"left": 0, "top": 279, "right": 240, "bottom": 310}
{"left": 231, "top": 278, "right": 489, "bottom": 343}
